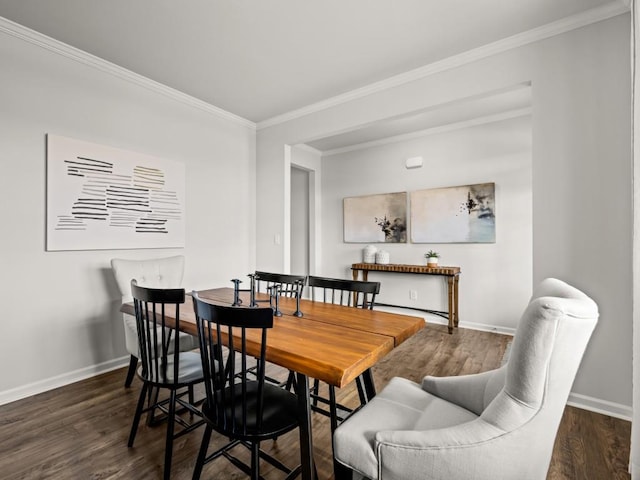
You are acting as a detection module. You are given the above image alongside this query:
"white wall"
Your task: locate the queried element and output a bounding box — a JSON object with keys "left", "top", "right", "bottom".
{"left": 0, "top": 28, "right": 256, "bottom": 402}
{"left": 291, "top": 166, "right": 310, "bottom": 275}
{"left": 320, "top": 116, "right": 532, "bottom": 331}
{"left": 257, "top": 15, "right": 632, "bottom": 416}
{"left": 286, "top": 145, "right": 322, "bottom": 275}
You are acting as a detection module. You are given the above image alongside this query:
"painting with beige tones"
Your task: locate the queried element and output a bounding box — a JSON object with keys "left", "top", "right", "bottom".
{"left": 343, "top": 192, "right": 407, "bottom": 243}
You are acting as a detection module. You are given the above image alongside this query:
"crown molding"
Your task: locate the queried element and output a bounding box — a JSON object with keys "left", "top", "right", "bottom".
{"left": 257, "top": 1, "right": 629, "bottom": 130}
{"left": 0, "top": 16, "right": 256, "bottom": 130}
{"left": 293, "top": 143, "right": 323, "bottom": 156}
{"left": 321, "top": 107, "right": 532, "bottom": 156}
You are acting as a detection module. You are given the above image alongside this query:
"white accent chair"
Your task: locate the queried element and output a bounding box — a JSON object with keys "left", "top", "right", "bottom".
{"left": 333, "top": 278, "right": 598, "bottom": 480}
{"left": 111, "top": 255, "right": 199, "bottom": 387}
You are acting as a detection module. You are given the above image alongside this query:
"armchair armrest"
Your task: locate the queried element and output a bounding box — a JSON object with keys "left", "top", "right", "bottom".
{"left": 422, "top": 365, "right": 506, "bottom": 416}
{"left": 374, "top": 418, "right": 525, "bottom": 480}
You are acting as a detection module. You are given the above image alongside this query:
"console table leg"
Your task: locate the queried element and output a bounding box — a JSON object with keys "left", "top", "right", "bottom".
{"left": 447, "top": 276, "right": 454, "bottom": 334}
{"left": 454, "top": 274, "right": 460, "bottom": 328}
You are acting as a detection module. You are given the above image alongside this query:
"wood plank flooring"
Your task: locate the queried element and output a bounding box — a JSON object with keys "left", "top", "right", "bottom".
{"left": 0, "top": 324, "right": 630, "bottom": 479}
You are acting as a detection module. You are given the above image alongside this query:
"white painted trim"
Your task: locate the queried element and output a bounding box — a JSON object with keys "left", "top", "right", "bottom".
{"left": 568, "top": 392, "right": 632, "bottom": 421}
{"left": 0, "top": 16, "right": 256, "bottom": 130}
{"left": 0, "top": 356, "right": 129, "bottom": 406}
{"left": 257, "top": 2, "right": 629, "bottom": 130}
{"left": 294, "top": 143, "right": 323, "bottom": 156}
{"left": 373, "top": 305, "right": 517, "bottom": 336}
{"left": 321, "top": 108, "right": 532, "bottom": 157}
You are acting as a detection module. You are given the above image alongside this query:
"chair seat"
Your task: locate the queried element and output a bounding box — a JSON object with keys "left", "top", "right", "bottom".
{"left": 202, "top": 380, "right": 299, "bottom": 441}
{"left": 137, "top": 351, "right": 204, "bottom": 386}
{"left": 334, "top": 376, "right": 478, "bottom": 479}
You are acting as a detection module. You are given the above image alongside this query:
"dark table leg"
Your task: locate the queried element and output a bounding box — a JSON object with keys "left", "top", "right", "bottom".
{"left": 361, "top": 368, "right": 376, "bottom": 402}
{"left": 296, "top": 372, "right": 316, "bottom": 480}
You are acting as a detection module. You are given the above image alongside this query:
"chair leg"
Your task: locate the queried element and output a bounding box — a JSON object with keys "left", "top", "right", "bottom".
{"left": 334, "top": 461, "right": 353, "bottom": 480}
{"left": 188, "top": 385, "right": 195, "bottom": 415}
{"left": 147, "top": 386, "right": 160, "bottom": 426}
{"left": 251, "top": 441, "right": 260, "bottom": 480}
{"left": 312, "top": 379, "right": 320, "bottom": 407}
{"left": 192, "top": 424, "right": 213, "bottom": 480}
{"left": 163, "top": 389, "right": 177, "bottom": 480}
{"left": 124, "top": 355, "right": 137, "bottom": 387}
{"left": 128, "top": 382, "right": 148, "bottom": 447}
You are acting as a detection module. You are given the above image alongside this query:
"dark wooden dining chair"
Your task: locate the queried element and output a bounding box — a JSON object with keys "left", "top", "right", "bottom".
{"left": 253, "top": 271, "right": 307, "bottom": 387}
{"left": 306, "top": 276, "right": 381, "bottom": 433}
{"left": 308, "top": 276, "right": 379, "bottom": 309}
{"left": 128, "top": 281, "right": 205, "bottom": 480}
{"left": 253, "top": 270, "right": 306, "bottom": 313}
{"left": 191, "top": 293, "right": 302, "bottom": 480}
{"left": 253, "top": 271, "right": 306, "bottom": 298}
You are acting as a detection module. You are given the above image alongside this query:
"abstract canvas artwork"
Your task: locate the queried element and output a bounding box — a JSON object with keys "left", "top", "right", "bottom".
{"left": 343, "top": 192, "right": 407, "bottom": 243}
{"left": 411, "top": 182, "right": 495, "bottom": 243}
{"left": 46, "top": 134, "right": 185, "bottom": 251}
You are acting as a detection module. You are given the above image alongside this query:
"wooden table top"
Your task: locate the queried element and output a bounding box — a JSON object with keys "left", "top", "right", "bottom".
{"left": 121, "top": 287, "right": 424, "bottom": 388}
{"left": 199, "top": 288, "right": 421, "bottom": 347}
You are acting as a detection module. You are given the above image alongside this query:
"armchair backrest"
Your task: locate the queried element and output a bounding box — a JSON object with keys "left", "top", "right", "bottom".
{"left": 479, "top": 278, "right": 598, "bottom": 474}
{"left": 111, "top": 255, "right": 185, "bottom": 303}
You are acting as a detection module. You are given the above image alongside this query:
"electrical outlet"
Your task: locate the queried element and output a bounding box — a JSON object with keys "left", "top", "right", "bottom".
{"left": 409, "top": 289, "right": 418, "bottom": 300}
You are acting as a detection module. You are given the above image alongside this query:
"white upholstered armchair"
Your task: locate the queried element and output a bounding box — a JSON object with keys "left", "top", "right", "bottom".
{"left": 333, "top": 278, "right": 598, "bottom": 480}
{"left": 111, "top": 255, "right": 199, "bottom": 387}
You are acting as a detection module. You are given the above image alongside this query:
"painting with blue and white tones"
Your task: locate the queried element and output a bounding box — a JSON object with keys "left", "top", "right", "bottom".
{"left": 410, "top": 183, "right": 495, "bottom": 243}
{"left": 46, "top": 134, "right": 185, "bottom": 251}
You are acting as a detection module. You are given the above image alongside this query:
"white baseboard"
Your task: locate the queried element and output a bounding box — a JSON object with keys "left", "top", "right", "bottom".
{"left": 374, "top": 305, "right": 517, "bottom": 336}
{"left": 0, "top": 355, "right": 129, "bottom": 407}
{"left": 568, "top": 392, "right": 632, "bottom": 421}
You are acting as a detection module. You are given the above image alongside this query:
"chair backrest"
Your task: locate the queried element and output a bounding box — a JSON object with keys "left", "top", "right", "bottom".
{"left": 192, "top": 293, "right": 274, "bottom": 437}
{"left": 254, "top": 271, "right": 306, "bottom": 299}
{"left": 131, "top": 280, "right": 186, "bottom": 385}
{"left": 307, "top": 276, "right": 380, "bottom": 309}
{"left": 111, "top": 255, "right": 185, "bottom": 302}
{"left": 479, "top": 278, "right": 598, "bottom": 477}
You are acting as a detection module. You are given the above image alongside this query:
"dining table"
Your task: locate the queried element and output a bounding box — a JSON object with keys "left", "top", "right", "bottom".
{"left": 121, "top": 286, "right": 424, "bottom": 480}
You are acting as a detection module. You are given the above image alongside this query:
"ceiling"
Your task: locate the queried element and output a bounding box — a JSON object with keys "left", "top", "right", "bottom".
{"left": 0, "top": 0, "right": 622, "bottom": 129}
{"left": 306, "top": 84, "right": 532, "bottom": 153}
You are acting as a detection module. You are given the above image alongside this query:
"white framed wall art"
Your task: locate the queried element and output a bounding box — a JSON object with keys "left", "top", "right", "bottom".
{"left": 46, "top": 134, "right": 186, "bottom": 251}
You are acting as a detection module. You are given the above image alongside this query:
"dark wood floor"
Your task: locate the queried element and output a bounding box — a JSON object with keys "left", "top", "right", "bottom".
{"left": 0, "top": 324, "right": 631, "bottom": 479}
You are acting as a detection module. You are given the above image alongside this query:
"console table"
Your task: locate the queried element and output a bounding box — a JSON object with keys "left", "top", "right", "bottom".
{"left": 351, "top": 263, "right": 461, "bottom": 334}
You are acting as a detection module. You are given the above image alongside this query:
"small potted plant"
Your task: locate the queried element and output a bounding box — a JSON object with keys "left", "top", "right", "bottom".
{"left": 425, "top": 250, "right": 440, "bottom": 267}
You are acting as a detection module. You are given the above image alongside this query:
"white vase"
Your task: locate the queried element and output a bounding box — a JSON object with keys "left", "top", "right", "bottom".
{"left": 363, "top": 245, "right": 377, "bottom": 263}
{"left": 375, "top": 250, "right": 390, "bottom": 265}
{"left": 427, "top": 257, "right": 438, "bottom": 267}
